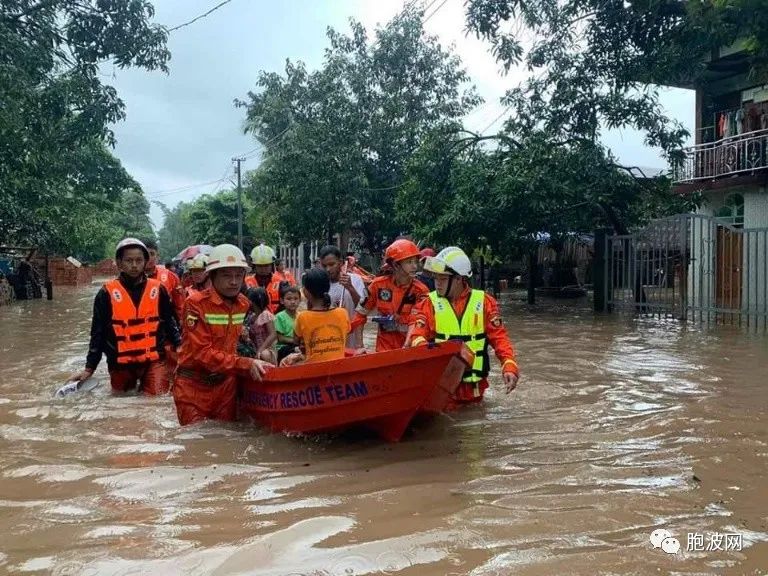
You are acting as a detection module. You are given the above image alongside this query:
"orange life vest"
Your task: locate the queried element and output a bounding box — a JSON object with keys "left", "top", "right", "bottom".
{"left": 106, "top": 278, "right": 162, "bottom": 364}
{"left": 244, "top": 272, "right": 286, "bottom": 313}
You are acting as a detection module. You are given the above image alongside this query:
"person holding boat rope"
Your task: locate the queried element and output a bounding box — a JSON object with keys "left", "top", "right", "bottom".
{"left": 408, "top": 246, "right": 519, "bottom": 407}
{"left": 173, "top": 244, "right": 273, "bottom": 426}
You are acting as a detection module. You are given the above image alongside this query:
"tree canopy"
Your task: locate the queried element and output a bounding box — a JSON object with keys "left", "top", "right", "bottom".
{"left": 0, "top": 0, "right": 169, "bottom": 258}
{"left": 394, "top": 0, "right": 717, "bottom": 258}
{"left": 237, "top": 6, "right": 481, "bottom": 252}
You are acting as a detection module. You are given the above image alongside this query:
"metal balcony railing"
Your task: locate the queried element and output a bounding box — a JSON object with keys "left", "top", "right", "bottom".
{"left": 673, "top": 128, "right": 768, "bottom": 184}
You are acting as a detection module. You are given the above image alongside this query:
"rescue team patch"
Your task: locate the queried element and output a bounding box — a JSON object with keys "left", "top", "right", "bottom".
{"left": 415, "top": 318, "right": 426, "bottom": 328}
{"left": 112, "top": 289, "right": 122, "bottom": 302}
{"left": 378, "top": 288, "right": 393, "bottom": 302}
{"left": 149, "top": 286, "right": 159, "bottom": 299}
{"left": 186, "top": 314, "right": 199, "bottom": 328}
{"left": 490, "top": 316, "right": 503, "bottom": 327}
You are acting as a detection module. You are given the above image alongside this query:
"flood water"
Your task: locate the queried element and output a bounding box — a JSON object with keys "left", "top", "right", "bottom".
{"left": 0, "top": 283, "right": 767, "bottom": 575}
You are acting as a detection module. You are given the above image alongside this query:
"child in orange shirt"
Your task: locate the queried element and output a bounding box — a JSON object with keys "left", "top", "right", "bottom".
{"left": 281, "top": 268, "right": 350, "bottom": 366}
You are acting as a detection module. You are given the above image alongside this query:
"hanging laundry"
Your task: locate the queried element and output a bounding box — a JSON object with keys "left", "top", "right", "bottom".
{"left": 735, "top": 108, "right": 745, "bottom": 134}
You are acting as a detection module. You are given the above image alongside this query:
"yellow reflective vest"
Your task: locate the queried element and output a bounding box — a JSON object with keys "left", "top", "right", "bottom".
{"left": 428, "top": 290, "right": 489, "bottom": 387}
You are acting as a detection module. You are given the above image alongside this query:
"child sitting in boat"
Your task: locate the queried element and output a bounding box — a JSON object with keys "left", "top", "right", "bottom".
{"left": 281, "top": 268, "right": 350, "bottom": 366}
{"left": 274, "top": 284, "right": 301, "bottom": 364}
{"left": 239, "top": 287, "right": 277, "bottom": 364}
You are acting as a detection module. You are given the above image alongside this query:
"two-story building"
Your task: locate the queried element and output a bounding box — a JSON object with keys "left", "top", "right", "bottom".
{"left": 670, "top": 40, "right": 768, "bottom": 324}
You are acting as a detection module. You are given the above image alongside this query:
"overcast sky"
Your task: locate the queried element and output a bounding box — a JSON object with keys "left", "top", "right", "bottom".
{"left": 106, "top": 0, "right": 695, "bottom": 230}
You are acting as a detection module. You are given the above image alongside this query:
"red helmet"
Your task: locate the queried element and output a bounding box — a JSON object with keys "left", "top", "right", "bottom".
{"left": 384, "top": 239, "right": 421, "bottom": 263}
{"left": 420, "top": 247, "right": 436, "bottom": 259}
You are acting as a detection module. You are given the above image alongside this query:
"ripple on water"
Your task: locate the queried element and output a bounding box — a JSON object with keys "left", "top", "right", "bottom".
{"left": 83, "top": 525, "right": 136, "bottom": 539}
{"left": 77, "top": 516, "right": 456, "bottom": 575}
{"left": 4, "top": 464, "right": 96, "bottom": 482}
{"left": 94, "top": 464, "right": 269, "bottom": 501}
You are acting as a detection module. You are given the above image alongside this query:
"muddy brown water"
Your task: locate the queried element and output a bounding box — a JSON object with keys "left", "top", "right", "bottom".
{"left": 0, "top": 284, "right": 766, "bottom": 575}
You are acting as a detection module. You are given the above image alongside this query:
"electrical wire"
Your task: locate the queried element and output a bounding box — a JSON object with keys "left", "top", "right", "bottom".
{"left": 146, "top": 178, "right": 228, "bottom": 198}
{"left": 480, "top": 105, "right": 512, "bottom": 135}
{"left": 423, "top": 0, "right": 449, "bottom": 23}
{"left": 166, "top": 0, "right": 235, "bottom": 32}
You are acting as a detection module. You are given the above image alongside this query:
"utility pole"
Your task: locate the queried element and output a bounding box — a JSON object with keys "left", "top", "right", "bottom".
{"left": 232, "top": 157, "right": 244, "bottom": 251}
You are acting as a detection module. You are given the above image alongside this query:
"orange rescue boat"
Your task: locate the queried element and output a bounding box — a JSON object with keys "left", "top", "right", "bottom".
{"left": 238, "top": 340, "right": 473, "bottom": 442}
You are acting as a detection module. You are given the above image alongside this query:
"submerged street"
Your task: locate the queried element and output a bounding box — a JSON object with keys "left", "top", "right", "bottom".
{"left": 0, "top": 285, "right": 766, "bottom": 575}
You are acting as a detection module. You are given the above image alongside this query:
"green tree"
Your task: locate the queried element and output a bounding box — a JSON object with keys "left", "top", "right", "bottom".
{"left": 155, "top": 201, "right": 197, "bottom": 260}
{"left": 399, "top": 129, "right": 697, "bottom": 259}
{"left": 0, "top": 0, "right": 169, "bottom": 251}
{"left": 238, "top": 6, "right": 480, "bottom": 252}
{"left": 396, "top": 0, "right": 719, "bottom": 258}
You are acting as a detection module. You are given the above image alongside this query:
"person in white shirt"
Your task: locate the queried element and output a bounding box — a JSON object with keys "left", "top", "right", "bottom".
{"left": 319, "top": 245, "right": 367, "bottom": 348}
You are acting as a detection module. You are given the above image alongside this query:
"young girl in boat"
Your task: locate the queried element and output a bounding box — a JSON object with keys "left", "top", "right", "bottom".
{"left": 239, "top": 287, "right": 277, "bottom": 364}
{"left": 274, "top": 284, "right": 301, "bottom": 364}
{"left": 280, "top": 268, "right": 351, "bottom": 366}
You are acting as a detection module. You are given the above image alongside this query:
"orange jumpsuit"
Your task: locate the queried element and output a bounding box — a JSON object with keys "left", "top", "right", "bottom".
{"left": 409, "top": 286, "right": 519, "bottom": 405}
{"left": 185, "top": 279, "right": 211, "bottom": 299}
{"left": 173, "top": 288, "right": 253, "bottom": 425}
{"left": 244, "top": 272, "right": 292, "bottom": 313}
{"left": 147, "top": 264, "right": 184, "bottom": 381}
{"left": 147, "top": 265, "right": 184, "bottom": 319}
{"left": 276, "top": 269, "right": 297, "bottom": 285}
{"left": 352, "top": 275, "right": 429, "bottom": 351}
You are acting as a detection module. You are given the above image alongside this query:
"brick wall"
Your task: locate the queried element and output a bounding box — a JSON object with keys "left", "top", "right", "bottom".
{"left": 93, "top": 258, "right": 118, "bottom": 277}
{"left": 30, "top": 257, "right": 93, "bottom": 286}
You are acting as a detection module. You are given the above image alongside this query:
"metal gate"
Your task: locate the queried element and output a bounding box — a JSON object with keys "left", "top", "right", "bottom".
{"left": 277, "top": 240, "right": 320, "bottom": 282}
{"left": 605, "top": 214, "right": 768, "bottom": 330}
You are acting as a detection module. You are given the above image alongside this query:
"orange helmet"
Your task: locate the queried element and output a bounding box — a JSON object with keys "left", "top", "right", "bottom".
{"left": 420, "top": 247, "right": 436, "bottom": 259}
{"left": 384, "top": 239, "right": 421, "bottom": 263}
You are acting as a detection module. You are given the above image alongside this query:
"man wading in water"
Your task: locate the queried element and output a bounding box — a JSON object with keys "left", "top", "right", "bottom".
{"left": 70, "top": 238, "right": 181, "bottom": 395}
{"left": 173, "top": 244, "right": 272, "bottom": 425}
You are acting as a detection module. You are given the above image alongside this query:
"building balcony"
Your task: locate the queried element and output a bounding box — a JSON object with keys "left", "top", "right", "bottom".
{"left": 673, "top": 128, "right": 768, "bottom": 187}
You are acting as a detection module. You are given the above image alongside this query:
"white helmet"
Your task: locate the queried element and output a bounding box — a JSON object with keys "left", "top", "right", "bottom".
{"left": 423, "top": 246, "right": 473, "bottom": 277}
{"left": 206, "top": 244, "right": 249, "bottom": 273}
{"left": 250, "top": 243, "right": 276, "bottom": 265}
{"left": 188, "top": 253, "right": 208, "bottom": 271}
{"left": 115, "top": 238, "right": 149, "bottom": 261}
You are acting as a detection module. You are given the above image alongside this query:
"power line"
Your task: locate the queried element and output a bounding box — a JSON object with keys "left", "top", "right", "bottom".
{"left": 166, "top": 0, "right": 235, "bottom": 32}
{"left": 423, "top": 0, "right": 449, "bottom": 23}
{"left": 209, "top": 163, "right": 235, "bottom": 196}
{"left": 239, "top": 125, "right": 292, "bottom": 160}
{"left": 146, "top": 178, "right": 228, "bottom": 198}
{"left": 480, "top": 105, "right": 512, "bottom": 135}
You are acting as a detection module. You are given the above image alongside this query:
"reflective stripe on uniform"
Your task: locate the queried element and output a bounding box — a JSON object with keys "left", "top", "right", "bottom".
{"left": 203, "top": 313, "right": 246, "bottom": 325}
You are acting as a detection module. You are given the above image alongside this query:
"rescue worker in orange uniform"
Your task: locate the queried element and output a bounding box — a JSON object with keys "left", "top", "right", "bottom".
{"left": 142, "top": 238, "right": 184, "bottom": 320}
{"left": 70, "top": 238, "right": 181, "bottom": 394}
{"left": 351, "top": 239, "right": 429, "bottom": 351}
{"left": 409, "top": 246, "right": 519, "bottom": 407}
{"left": 417, "top": 247, "right": 436, "bottom": 291}
{"left": 274, "top": 258, "right": 297, "bottom": 285}
{"left": 244, "top": 244, "right": 294, "bottom": 312}
{"left": 173, "top": 244, "right": 272, "bottom": 426}
{"left": 185, "top": 253, "right": 210, "bottom": 298}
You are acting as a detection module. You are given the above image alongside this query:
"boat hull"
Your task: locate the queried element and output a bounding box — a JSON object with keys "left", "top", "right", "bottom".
{"left": 238, "top": 340, "right": 473, "bottom": 442}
